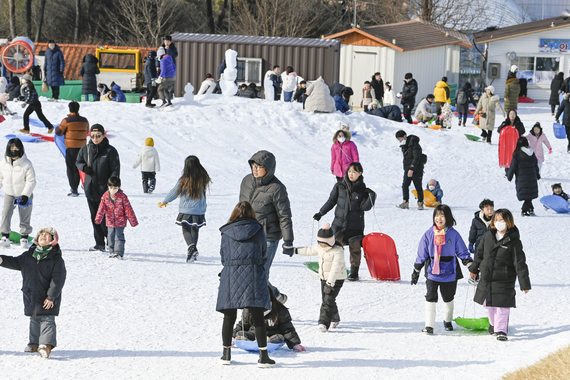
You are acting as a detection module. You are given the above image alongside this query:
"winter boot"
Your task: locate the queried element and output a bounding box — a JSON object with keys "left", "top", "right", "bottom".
{"left": 142, "top": 180, "right": 148, "bottom": 194}
{"left": 418, "top": 201, "right": 424, "bottom": 210}
{"left": 220, "top": 346, "right": 231, "bottom": 365}
{"left": 488, "top": 325, "right": 495, "bottom": 335}
{"left": 347, "top": 266, "right": 359, "bottom": 281}
{"left": 258, "top": 347, "right": 275, "bottom": 368}
{"left": 24, "top": 344, "right": 38, "bottom": 353}
{"left": 496, "top": 332, "right": 508, "bottom": 341}
{"left": 186, "top": 245, "right": 198, "bottom": 262}
{"left": 443, "top": 300, "right": 454, "bottom": 331}
{"left": 0, "top": 235, "right": 11, "bottom": 248}
{"left": 486, "top": 131, "right": 493, "bottom": 144}
{"left": 424, "top": 301, "right": 436, "bottom": 333}
{"left": 397, "top": 200, "right": 409, "bottom": 209}
{"left": 149, "top": 179, "right": 156, "bottom": 193}
{"left": 38, "top": 344, "right": 52, "bottom": 358}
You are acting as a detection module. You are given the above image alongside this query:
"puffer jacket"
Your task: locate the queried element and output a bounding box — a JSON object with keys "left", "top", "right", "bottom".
{"left": 367, "top": 105, "right": 402, "bottom": 121}
{"left": 370, "top": 76, "right": 384, "bottom": 102}
{"left": 433, "top": 81, "right": 450, "bottom": 103}
{"left": 162, "top": 183, "right": 206, "bottom": 215}
{"left": 318, "top": 173, "right": 376, "bottom": 240}
{"left": 216, "top": 218, "right": 271, "bottom": 312}
{"left": 197, "top": 78, "right": 216, "bottom": 95}
{"left": 21, "top": 82, "right": 39, "bottom": 105}
{"left": 555, "top": 94, "right": 570, "bottom": 126}
{"left": 331, "top": 140, "right": 359, "bottom": 178}
{"left": 470, "top": 226, "right": 531, "bottom": 308}
{"left": 239, "top": 151, "right": 293, "bottom": 242}
{"left": 525, "top": 128, "right": 551, "bottom": 163}
{"left": 297, "top": 244, "right": 347, "bottom": 283}
{"left": 401, "top": 135, "right": 424, "bottom": 172}
{"left": 507, "top": 147, "right": 539, "bottom": 201}
{"left": 304, "top": 77, "right": 335, "bottom": 113}
{"left": 7, "top": 77, "right": 21, "bottom": 101}
{"left": 414, "top": 98, "right": 435, "bottom": 119}
{"left": 132, "top": 146, "right": 160, "bottom": 172}
{"left": 475, "top": 93, "right": 505, "bottom": 131}
{"left": 95, "top": 190, "right": 138, "bottom": 228}
{"left": 468, "top": 211, "right": 491, "bottom": 253}
{"left": 44, "top": 44, "right": 65, "bottom": 87}
{"left": 76, "top": 137, "right": 121, "bottom": 202}
{"left": 233, "top": 304, "right": 301, "bottom": 349}
{"left": 504, "top": 73, "right": 520, "bottom": 111}
{"left": 334, "top": 94, "right": 349, "bottom": 113}
{"left": 282, "top": 72, "right": 297, "bottom": 93}
{"left": 55, "top": 113, "right": 89, "bottom": 149}
{"left": 400, "top": 78, "right": 418, "bottom": 106}
{"left": 0, "top": 244, "right": 66, "bottom": 317}
{"left": 549, "top": 73, "right": 564, "bottom": 106}
{"left": 79, "top": 54, "right": 100, "bottom": 95}
{"left": 111, "top": 84, "right": 126, "bottom": 102}
{"left": 497, "top": 115, "right": 525, "bottom": 137}
{"left": 414, "top": 226, "right": 472, "bottom": 283}
{"left": 426, "top": 181, "right": 443, "bottom": 202}
{"left": 0, "top": 153, "right": 36, "bottom": 197}
{"left": 144, "top": 53, "right": 158, "bottom": 86}
{"left": 160, "top": 54, "right": 176, "bottom": 79}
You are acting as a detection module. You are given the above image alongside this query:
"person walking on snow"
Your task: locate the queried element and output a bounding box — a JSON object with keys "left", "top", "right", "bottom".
{"left": 395, "top": 130, "right": 426, "bottom": 210}
{"left": 475, "top": 85, "right": 505, "bottom": 144}
{"left": 555, "top": 92, "right": 570, "bottom": 153}
{"left": 239, "top": 150, "right": 294, "bottom": 304}
{"left": 504, "top": 65, "right": 520, "bottom": 112}
{"left": 397, "top": 73, "right": 418, "bottom": 124}
{"left": 455, "top": 82, "right": 477, "bottom": 127}
{"left": 157, "top": 47, "right": 176, "bottom": 108}
{"left": 19, "top": 74, "right": 55, "bottom": 135}
{"left": 412, "top": 204, "right": 473, "bottom": 334}
{"left": 144, "top": 51, "right": 158, "bottom": 108}
{"left": 468, "top": 199, "right": 494, "bottom": 255}
{"left": 132, "top": 137, "right": 160, "bottom": 193}
{"left": 506, "top": 137, "right": 540, "bottom": 217}
{"left": 524, "top": 122, "right": 551, "bottom": 174}
{"left": 79, "top": 54, "right": 100, "bottom": 100}
{"left": 330, "top": 124, "right": 359, "bottom": 182}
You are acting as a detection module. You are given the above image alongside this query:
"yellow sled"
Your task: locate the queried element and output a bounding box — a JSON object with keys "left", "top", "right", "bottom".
{"left": 412, "top": 190, "right": 439, "bottom": 208}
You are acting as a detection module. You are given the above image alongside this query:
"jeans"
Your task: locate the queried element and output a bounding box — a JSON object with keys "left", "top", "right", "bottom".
{"left": 319, "top": 279, "right": 343, "bottom": 328}
{"left": 265, "top": 240, "right": 281, "bottom": 298}
{"left": 403, "top": 104, "right": 414, "bottom": 124}
{"left": 141, "top": 171, "right": 156, "bottom": 193}
{"left": 65, "top": 148, "right": 81, "bottom": 192}
{"left": 29, "top": 315, "right": 57, "bottom": 348}
{"left": 283, "top": 91, "right": 293, "bottom": 102}
{"left": 108, "top": 227, "right": 125, "bottom": 257}
{"left": 484, "top": 300, "right": 510, "bottom": 334}
{"left": 458, "top": 112, "right": 468, "bottom": 125}
{"left": 402, "top": 171, "right": 423, "bottom": 202}
{"left": 23, "top": 102, "right": 54, "bottom": 131}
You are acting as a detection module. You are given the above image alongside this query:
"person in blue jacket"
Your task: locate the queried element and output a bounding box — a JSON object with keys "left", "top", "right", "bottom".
{"left": 216, "top": 201, "right": 275, "bottom": 368}
{"left": 43, "top": 40, "right": 65, "bottom": 102}
{"left": 426, "top": 179, "right": 443, "bottom": 203}
{"left": 110, "top": 82, "right": 126, "bottom": 102}
{"left": 412, "top": 204, "right": 473, "bottom": 334}
{"left": 157, "top": 46, "right": 176, "bottom": 108}
{"left": 334, "top": 88, "right": 351, "bottom": 113}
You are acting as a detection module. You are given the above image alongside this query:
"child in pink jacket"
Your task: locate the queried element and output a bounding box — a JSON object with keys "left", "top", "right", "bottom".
{"left": 330, "top": 125, "right": 359, "bottom": 182}
{"left": 524, "top": 122, "right": 551, "bottom": 174}
{"left": 95, "top": 176, "right": 138, "bottom": 259}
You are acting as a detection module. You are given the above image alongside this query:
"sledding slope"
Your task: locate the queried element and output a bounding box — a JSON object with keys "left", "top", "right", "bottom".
{"left": 0, "top": 96, "right": 568, "bottom": 379}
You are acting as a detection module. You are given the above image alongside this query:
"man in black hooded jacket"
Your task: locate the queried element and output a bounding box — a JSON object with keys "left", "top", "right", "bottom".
{"left": 395, "top": 130, "right": 425, "bottom": 210}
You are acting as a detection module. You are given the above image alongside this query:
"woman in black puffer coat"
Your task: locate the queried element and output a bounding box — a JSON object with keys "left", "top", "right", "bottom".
{"left": 469, "top": 209, "right": 530, "bottom": 341}
{"left": 549, "top": 72, "right": 564, "bottom": 115}
{"left": 507, "top": 137, "right": 540, "bottom": 216}
{"left": 216, "top": 201, "right": 274, "bottom": 368}
{"left": 313, "top": 162, "right": 376, "bottom": 281}
{"left": 79, "top": 54, "right": 100, "bottom": 100}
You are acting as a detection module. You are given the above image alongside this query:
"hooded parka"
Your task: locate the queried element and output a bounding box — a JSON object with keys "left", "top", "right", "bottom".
{"left": 507, "top": 147, "right": 539, "bottom": 201}
{"left": 474, "top": 93, "right": 505, "bottom": 131}
{"left": 504, "top": 73, "right": 520, "bottom": 111}
{"left": 304, "top": 77, "right": 336, "bottom": 113}
{"left": 79, "top": 54, "right": 100, "bottom": 95}
{"left": 44, "top": 44, "right": 65, "bottom": 87}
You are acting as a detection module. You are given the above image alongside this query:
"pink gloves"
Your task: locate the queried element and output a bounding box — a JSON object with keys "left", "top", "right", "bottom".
{"left": 549, "top": 148, "right": 553, "bottom": 154}
{"left": 292, "top": 344, "right": 306, "bottom": 352}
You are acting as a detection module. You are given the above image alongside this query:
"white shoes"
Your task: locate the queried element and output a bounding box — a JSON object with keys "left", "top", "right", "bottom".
{"left": 317, "top": 324, "right": 328, "bottom": 333}
{"left": 20, "top": 238, "right": 30, "bottom": 249}
{"left": 0, "top": 237, "right": 10, "bottom": 248}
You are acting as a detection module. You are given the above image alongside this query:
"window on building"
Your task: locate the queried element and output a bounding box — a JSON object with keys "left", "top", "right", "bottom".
{"left": 512, "top": 56, "right": 559, "bottom": 85}
{"left": 237, "top": 58, "right": 262, "bottom": 86}
{"left": 99, "top": 52, "right": 136, "bottom": 70}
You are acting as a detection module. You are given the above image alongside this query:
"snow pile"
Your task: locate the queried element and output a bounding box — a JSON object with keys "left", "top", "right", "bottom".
{"left": 183, "top": 83, "right": 194, "bottom": 103}
{"left": 219, "top": 49, "right": 238, "bottom": 97}
{"left": 0, "top": 97, "right": 568, "bottom": 379}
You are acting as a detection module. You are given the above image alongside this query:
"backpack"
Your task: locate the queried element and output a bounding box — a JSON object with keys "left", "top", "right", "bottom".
{"left": 421, "top": 154, "right": 428, "bottom": 165}
{"left": 457, "top": 90, "right": 467, "bottom": 105}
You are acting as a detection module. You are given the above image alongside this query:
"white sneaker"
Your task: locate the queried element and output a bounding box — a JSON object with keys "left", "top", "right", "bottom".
{"left": 0, "top": 237, "right": 10, "bottom": 248}
{"left": 20, "top": 238, "right": 30, "bottom": 249}
{"left": 331, "top": 322, "right": 340, "bottom": 329}
{"left": 317, "top": 324, "right": 328, "bottom": 333}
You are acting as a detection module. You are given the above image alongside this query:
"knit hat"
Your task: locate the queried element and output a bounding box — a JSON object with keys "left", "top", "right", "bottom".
{"left": 510, "top": 65, "right": 518, "bottom": 72}
{"left": 21, "top": 74, "right": 32, "bottom": 82}
{"left": 91, "top": 124, "right": 105, "bottom": 133}
{"left": 428, "top": 179, "right": 437, "bottom": 187}
{"left": 552, "top": 183, "right": 562, "bottom": 190}
{"left": 149, "top": 50, "right": 157, "bottom": 58}
{"left": 145, "top": 137, "right": 154, "bottom": 147}
{"left": 485, "top": 85, "right": 495, "bottom": 94}
{"left": 48, "top": 39, "right": 55, "bottom": 44}
{"left": 157, "top": 47, "right": 166, "bottom": 58}
{"left": 32, "top": 226, "right": 59, "bottom": 247}
{"left": 317, "top": 223, "right": 336, "bottom": 247}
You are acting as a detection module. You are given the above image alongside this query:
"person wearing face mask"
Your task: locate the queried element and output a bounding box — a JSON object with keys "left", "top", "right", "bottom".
{"left": 395, "top": 130, "right": 427, "bottom": 210}
{"left": 330, "top": 125, "right": 359, "bottom": 182}
{"left": 76, "top": 124, "right": 120, "bottom": 251}
{"left": 469, "top": 209, "right": 531, "bottom": 341}
{"left": 94, "top": 176, "right": 138, "bottom": 259}
{"left": 313, "top": 162, "right": 376, "bottom": 282}
{"left": 412, "top": 204, "right": 473, "bottom": 335}
{"left": 425, "top": 179, "right": 443, "bottom": 204}
{"left": 0, "top": 138, "right": 37, "bottom": 249}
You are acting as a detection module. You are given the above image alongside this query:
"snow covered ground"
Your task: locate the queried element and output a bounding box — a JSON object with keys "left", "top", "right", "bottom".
{"left": 0, "top": 94, "right": 568, "bottom": 380}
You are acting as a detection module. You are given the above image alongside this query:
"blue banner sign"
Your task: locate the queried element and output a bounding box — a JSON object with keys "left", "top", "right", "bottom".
{"left": 539, "top": 39, "right": 570, "bottom": 53}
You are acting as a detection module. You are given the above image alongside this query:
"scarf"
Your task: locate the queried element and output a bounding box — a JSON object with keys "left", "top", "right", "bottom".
{"left": 479, "top": 211, "right": 492, "bottom": 228}
{"left": 432, "top": 226, "right": 448, "bottom": 275}
{"left": 33, "top": 245, "right": 52, "bottom": 262}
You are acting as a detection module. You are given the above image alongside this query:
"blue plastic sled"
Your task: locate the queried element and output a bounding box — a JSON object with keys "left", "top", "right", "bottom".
{"left": 540, "top": 195, "right": 570, "bottom": 214}
{"left": 234, "top": 340, "right": 285, "bottom": 353}
{"left": 4, "top": 134, "right": 43, "bottom": 143}
{"left": 553, "top": 123, "right": 567, "bottom": 139}
{"left": 54, "top": 133, "right": 66, "bottom": 158}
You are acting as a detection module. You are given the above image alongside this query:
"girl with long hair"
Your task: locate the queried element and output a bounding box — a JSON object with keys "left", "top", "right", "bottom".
{"left": 506, "top": 137, "right": 540, "bottom": 216}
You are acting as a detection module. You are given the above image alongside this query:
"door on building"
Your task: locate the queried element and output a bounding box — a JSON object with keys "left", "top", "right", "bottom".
{"left": 351, "top": 52, "right": 377, "bottom": 108}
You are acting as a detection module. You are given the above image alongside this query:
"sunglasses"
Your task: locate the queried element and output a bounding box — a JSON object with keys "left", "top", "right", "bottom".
{"left": 91, "top": 134, "right": 104, "bottom": 138}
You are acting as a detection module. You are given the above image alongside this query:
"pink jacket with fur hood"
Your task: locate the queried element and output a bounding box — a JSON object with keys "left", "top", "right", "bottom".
{"left": 525, "top": 130, "right": 551, "bottom": 162}
{"left": 331, "top": 140, "right": 359, "bottom": 178}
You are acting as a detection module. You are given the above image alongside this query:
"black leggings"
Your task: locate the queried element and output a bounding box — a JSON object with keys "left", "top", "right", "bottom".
{"left": 222, "top": 308, "right": 267, "bottom": 347}
{"left": 23, "top": 102, "right": 54, "bottom": 131}
{"left": 458, "top": 112, "right": 468, "bottom": 124}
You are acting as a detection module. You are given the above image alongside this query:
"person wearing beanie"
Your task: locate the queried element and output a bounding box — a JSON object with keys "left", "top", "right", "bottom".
{"left": 426, "top": 179, "right": 443, "bottom": 204}
{"left": 132, "top": 137, "right": 160, "bottom": 193}
{"left": 76, "top": 124, "right": 120, "bottom": 251}
{"left": 43, "top": 40, "right": 65, "bottom": 102}
{"left": 55, "top": 101, "right": 90, "bottom": 197}
{"left": 504, "top": 65, "right": 520, "bottom": 113}
{"left": 551, "top": 183, "right": 569, "bottom": 201}
{"left": 19, "top": 74, "right": 55, "bottom": 135}
{"left": 312, "top": 162, "right": 376, "bottom": 281}
{"left": 144, "top": 51, "right": 158, "bottom": 108}
{"left": 295, "top": 222, "right": 347, "bottom": 332}
{"left": 397, "top": 72, "right": 418, "bottom": 123}
{"left": 0, "top": 226, "right": 66, "bottom": 358}
{"left": 0, "top": 138, "right": 37, "bottom": 249}
{"left": 474, "top": 85, "right": 505, "bottom": 144}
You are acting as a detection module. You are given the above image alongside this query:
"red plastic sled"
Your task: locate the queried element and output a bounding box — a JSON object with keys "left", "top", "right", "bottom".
{"left": 498, "top": 126, "right": 519, "bottom": 168}
{"left": 362, "top": 233, "right": 400, "bottom": 281}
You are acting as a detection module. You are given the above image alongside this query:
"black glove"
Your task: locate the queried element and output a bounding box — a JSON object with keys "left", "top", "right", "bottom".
{"left": 19, "top": 196, "right": 29, "bottom": 205}
{"left": 323, "top": 283, "right": 333, "bottom": 294}
{"left": 60, "top": 71, "right": 64, "bottom": 76}
{"left": 537, "top": 173, "right": 541, "bottom": 180}
{"left": 481, "top": 112, "right": 487, "bottom": 118}
{"left": 313, "top": 212, "right": 322, "bottom": 221}
{"left": 556, "top": 119, "right": 560, "bottom": 124}
{"left": 411, "top": 269, "right": 420, "bottom": 285}
{"left": 282, "top": 240, "right": 294, "bottom": 257}
{"left": 83, "top": 166, "right": 94, "bottom": 175}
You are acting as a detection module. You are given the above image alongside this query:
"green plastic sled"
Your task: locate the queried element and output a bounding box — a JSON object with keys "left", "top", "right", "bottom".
{"left": 9, "top": 231, "right": 33, "bottom": 244}
{"left": 454, "top": 317, "right": 490, "bottom": 330}
{"left": 303, "top": 261, "right": 350, "bottom": 276}
{"left": 465, "top": 134, "right": 480, "bottom": 141}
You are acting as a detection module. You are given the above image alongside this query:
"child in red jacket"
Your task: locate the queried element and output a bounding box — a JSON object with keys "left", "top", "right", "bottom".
{"left": 95, "top": 176, "right": 138, "bottom": 259}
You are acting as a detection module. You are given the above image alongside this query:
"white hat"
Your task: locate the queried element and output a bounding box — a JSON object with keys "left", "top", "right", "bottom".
{"left": 510, "top": 65, "right": 518, "bottom": 72}
{"left": 485, "top": 85, "right": 495, "bottom": 93}
{"left": 157, "top": 46, "right": 166, "bottom": 58}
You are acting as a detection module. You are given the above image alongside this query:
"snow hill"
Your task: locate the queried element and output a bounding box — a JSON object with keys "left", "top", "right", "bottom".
{"left": 0, "top": 94, "right": 568, "bottom": 379}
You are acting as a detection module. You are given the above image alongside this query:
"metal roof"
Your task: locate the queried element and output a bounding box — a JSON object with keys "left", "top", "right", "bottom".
{"left": 170, "top": 33, "right": 339, "bottom": 47}
{"left": 473, "top": 16, "right": 570, "bottom": 43}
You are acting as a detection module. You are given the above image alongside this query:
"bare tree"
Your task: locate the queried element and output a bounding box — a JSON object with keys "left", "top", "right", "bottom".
{"left": 26, "top": 0, "right": 33, "bottom": 37}
{"left": 74, "top": 0, "right": 81, "bottom": 42}
{"left": 205, "top": 0, "right": 215, "bottom": 34}
{"left": 9, "top": 0, "right": 17, "bottom": 39}
{"left": 406, "top": 0, "right": 489, "bottom": 32}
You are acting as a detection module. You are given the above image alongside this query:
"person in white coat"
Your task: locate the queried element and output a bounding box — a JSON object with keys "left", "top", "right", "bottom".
{"left": 304, "top": 77, "right": 336, "bottom": 113}
{"left": 281, "top": 66, "right": 297, "bottom": 102}
{"left": 383, "top": 82, "right": 394, "bottom": 106}
{"left": 197, "top": 74, "right": 217, "bottom": 95}
{"left": 0, "top": 138, "right": 37, "bottom": 248}
{"left": 132, "top": 137, "right": 160, "bottom": 194}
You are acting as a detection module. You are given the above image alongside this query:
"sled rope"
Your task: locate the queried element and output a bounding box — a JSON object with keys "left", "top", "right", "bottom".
{"left": 462, "top": 282, "right": 469, "bottom": 318}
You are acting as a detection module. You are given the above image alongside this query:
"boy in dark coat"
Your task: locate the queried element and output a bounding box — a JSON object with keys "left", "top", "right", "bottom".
{"left": 0, "top": 227, "right": 66, "bottom": 358}
{"left": 144, "top": 51, "right": 158, "bottom": 108}
{"left": 370, "top": 72, "right": 384, "bottom": 106}
{"left": 549, "top": 72, "right": 564, "bottom": 115}
{"left": 293, "top": 81, "right": 307, "bottom": 104}
{"left": 395, "top": 130, "right": 425, "bottom": 209}
{"left": 79, "top": 54, "right": 100, "bottom": 100}
{"left": 468, "top": 199, "right": 494, "bottom": 254}
{"left": 398, "top": 73, "right": 418, "bottom": 124}
{"left": 367, "top": 104, "right": 402, "bottom": 121}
